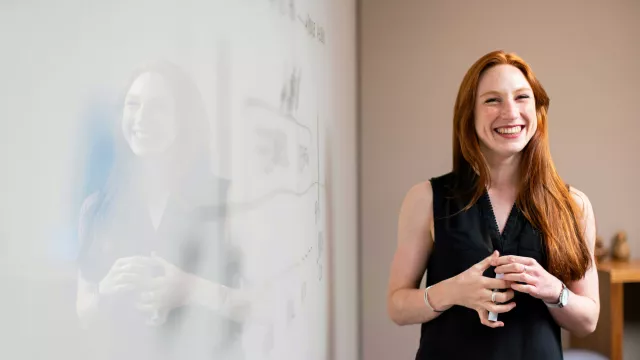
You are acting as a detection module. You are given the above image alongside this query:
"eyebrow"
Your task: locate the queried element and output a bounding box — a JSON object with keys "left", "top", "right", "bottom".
{"left": 478, "top": 87, "right": 532, "bottom": 98}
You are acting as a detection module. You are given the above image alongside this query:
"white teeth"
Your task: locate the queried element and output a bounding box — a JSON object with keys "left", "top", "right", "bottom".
{"left": 497, "top": 126, "right": 522, "bottom": 134}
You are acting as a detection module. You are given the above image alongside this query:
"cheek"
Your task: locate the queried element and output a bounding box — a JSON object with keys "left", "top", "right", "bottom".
{"left": 523, "top": 104, "right": 537, "bottom": 123}
{"left": 121, "top": 114, "right": 133, "bottom": 136}
{"left": 475, "top": 108, "right": 497, "bottom": 130}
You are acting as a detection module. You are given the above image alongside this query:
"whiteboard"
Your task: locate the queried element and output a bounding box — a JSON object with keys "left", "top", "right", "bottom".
{"left": 0, "top": 0, "right": 356, "bottom": 359}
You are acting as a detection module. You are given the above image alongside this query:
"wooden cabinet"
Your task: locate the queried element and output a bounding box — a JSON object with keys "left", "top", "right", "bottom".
{"left": 570, "top": 260, "right": 640, "bottom": 360}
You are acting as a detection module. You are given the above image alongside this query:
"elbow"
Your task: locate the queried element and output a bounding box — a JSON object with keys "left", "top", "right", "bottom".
{"left": 572, "top": 324, "right": 596, "bottom": 338}
{"left": 388, "top": 309, "right": 404, "bottom": 326}
{"left": 583, "top": 317, "right": 598, "bottom": 337}
{"left": 387, "top": 294, "right": 407, "bottom": 326}
{"left": 388, "top": 310, "right": 407, "bottom": 326}
{"left": 571, "top": 316, "right": 599, "bottom": 338}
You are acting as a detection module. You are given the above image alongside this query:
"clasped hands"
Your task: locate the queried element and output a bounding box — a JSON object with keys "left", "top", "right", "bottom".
{"left": 453, "top": 250, "right": 564, "bottom": 328}
{"left": 98, "top": 253, "right": 196, "bottom": 322}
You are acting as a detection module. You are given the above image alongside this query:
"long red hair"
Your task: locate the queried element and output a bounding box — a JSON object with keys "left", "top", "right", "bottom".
{"left": 452, "top": 50, "right": 591, "bottom": 283}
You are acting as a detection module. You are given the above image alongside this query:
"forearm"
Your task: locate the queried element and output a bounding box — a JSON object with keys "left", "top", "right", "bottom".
{"left": 76, "top": 282, "right": 103, "bottom": 328}
{"left": 549, "top": 290, "right": 599, "bottom": 337}
{"left": 388, "top": 277, "right": 457, "bottom": 326}
{"left": 186, "top": 274, "right": 253, "bottom": 322}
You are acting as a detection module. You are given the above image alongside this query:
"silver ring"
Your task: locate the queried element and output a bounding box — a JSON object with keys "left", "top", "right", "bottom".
{"left": 491, "top": 291, "right": 497, "bottom": 303}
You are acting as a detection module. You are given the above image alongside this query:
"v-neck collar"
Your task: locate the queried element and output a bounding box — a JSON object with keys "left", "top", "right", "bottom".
{"left": 479, "top": 190, "right": 519, "bottom": 253}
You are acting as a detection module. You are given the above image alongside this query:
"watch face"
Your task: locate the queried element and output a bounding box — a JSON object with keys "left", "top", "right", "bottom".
{"left": 560, "top": 288, "right": 569, "bottom": 305}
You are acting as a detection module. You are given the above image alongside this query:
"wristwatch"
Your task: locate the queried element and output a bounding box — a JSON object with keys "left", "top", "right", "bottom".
{"left": 545, "top": 282, "right": 569, "bottom": 308}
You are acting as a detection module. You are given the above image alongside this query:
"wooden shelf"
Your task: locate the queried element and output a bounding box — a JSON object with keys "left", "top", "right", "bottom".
{"left": 597, "top": 259, "right": 640, "bottom": 283}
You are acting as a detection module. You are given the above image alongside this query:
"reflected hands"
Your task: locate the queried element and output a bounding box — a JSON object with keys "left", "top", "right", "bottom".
{"left": 135, "top": 253, "right": 195, "bottom": 320}
{"left": 98, "top": 256, "right": 156, "bottom": 296}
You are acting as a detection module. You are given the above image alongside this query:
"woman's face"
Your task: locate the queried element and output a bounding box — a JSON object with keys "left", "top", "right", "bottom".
{"left": 122, "top": 72, "right": 177, "bottom": 157}
{"left": 474, "top": 64, "right": 537, "bottom": 160}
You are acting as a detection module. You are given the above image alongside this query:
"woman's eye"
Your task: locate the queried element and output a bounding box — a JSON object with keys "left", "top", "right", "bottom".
{"left": 485, "top": 98, "right": 499, "bottom": 104}
{"left": 516, "top": 94, "right": 530, "bottom": 100}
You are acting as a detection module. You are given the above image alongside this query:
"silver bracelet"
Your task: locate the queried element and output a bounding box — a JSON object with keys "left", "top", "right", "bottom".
{"left": 424, "top": 285, "right": 444, "bottom": 313}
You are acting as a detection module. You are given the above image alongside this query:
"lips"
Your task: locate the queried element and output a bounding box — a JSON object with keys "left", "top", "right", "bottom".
{"left": 132, "top": 128, "right": 157, "bottom": 138}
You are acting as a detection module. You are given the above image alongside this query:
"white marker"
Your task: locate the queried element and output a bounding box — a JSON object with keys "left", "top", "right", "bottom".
{"left": 488, "top": 273, "right": 504, "bottom": 322}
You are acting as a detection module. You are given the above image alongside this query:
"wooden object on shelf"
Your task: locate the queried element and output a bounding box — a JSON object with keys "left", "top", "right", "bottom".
{"left": 595, "top": 235, "right": 608, "bottom": 263}
{"left": 611, "top": 231, "right": 630, "bottom": 262}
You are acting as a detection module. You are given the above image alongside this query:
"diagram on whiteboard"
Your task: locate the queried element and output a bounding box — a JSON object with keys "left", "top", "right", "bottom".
{"left": 222, "top": 0, "right": 329, "bottom": 359}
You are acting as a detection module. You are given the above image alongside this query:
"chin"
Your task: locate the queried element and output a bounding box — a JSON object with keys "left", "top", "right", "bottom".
{"left": 489, "top": 145, "right": 527, "bottom": 159}
{"left": 130, "top": 143, "right": 167, "bottom": 158}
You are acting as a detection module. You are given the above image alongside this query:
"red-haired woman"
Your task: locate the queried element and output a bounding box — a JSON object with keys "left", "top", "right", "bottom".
{"left": 387, "top": 50, "right": 599, "bottom": 360}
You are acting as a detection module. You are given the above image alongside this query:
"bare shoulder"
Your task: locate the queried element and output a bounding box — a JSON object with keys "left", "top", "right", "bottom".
{"left": 568, "top": 186, "right": 596, "bottom": 246}
{"left": 399, "top": 181, "right": 434, "bottom": 219}
{"left": 397, "top": 180, "right": 434, "bottom": 244}
{"left": 404, "top": 180, "right": 433, "bottom": 204}
{"left": 568, "top": 186, "right": 592, "bottom": 212}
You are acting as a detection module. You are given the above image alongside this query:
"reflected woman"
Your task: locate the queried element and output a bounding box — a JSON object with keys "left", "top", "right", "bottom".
{"left": 75, "top": 62, "right": 244, "bottom": 360}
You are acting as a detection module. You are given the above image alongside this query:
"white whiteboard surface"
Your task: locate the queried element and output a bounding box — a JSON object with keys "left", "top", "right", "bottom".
{"left": 0, "top": 0, "right": 358, "bottom": 359}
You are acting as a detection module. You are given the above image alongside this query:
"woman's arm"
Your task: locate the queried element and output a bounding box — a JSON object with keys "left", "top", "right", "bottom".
{"left": 547, "top": 187, "right": 600, "bottom": 337}
{"left": 387, "top": 181, "right": 456, "bottom": 325}
{"left": 76, "top": 272, "right": 102, "bottom": 328}
{"left": 185, "top": 275, "right": 255, "bottom": 323}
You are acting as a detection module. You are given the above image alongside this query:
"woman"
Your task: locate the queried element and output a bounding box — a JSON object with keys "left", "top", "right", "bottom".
{"left": 387, "top": 50, "right": 599, "bottom": 359}
{"left": 75, "top": 62, "right": 244, "bottom": 360}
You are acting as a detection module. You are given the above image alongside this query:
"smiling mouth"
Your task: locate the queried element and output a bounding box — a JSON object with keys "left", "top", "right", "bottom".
{"left": 133, "top": 129, "right": 157, "bottom": 138}
{"left": 494, "top": 125, "right": 524, "bottom": 135}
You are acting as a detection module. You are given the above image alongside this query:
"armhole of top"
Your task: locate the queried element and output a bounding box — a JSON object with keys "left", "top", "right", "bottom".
{"left": 77, "top": 193, "right": 101, "bottom": 260}
{"left": 428, "top": 178, "right": 440, "bottom": 244}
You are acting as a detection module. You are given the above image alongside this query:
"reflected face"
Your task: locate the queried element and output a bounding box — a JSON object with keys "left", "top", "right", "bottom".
{"left": 474, "top": 64, "right": 537, "bottom": 159}
{"left": 122, "top": 72, "right": 177, "bottom": 157}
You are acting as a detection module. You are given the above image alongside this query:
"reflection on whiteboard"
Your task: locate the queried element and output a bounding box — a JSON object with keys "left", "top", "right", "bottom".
{"left": 0, "top": 0, "right": 332, "bottom": 359}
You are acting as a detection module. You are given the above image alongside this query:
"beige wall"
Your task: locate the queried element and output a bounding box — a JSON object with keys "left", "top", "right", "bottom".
{"left": 359, "top": 1, "right": 640, "bottom": 359}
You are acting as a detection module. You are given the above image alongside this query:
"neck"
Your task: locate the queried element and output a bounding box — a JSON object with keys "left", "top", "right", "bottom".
{"left": 133, "top": 157, "right": 174, "bottom": 198}
{"left": 484, "top": 151, "right": 521, "bottom": 191}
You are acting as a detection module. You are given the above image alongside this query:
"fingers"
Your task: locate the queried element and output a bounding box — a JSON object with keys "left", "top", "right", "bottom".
{"left": 110, "top": 284, "right": 136, "bottom": 294}
{"left": 115, "top": 256, "right": 155, "bottom": 266}
{"left": 492, "top": 289, "right": 515, "bottom": 304}
{"left": 477, "top": 308, "right": 504, "bottom": 328}
{"left": 494, "top": 263, "right": 528, "bottom": 275}
{"left": 502, "top": 272, "right": 536, "bottom": 285}
{"left": 144, "top": 277, "right": 169, "bottom": 292}
{"left": 492, "top": 255, "right": 536, "bottom": 267}
{"left": 113, "top": 263, "right": 148, "bottom": 275}
{"left": 113, "top": 257, "right": 156, "bottom": 274}
{"left": 482, "top": 278, "right": 512, "bottom": 290}
{"left": 475, "top": 250, "right": 500, "bottom": 272}
{"left": 112, "top": 273, "right": 145, "bottom": 286}
{"left": 511, "top": 283, "right": 538, "bottom": 297}
{"left": 99, "top": 276, "right": 138, "bottom": 295}
{"left": 135, "top": 301, "right": 158, "bottom": 313}
{"left": 137, "top": 290, "right": 165, "bottom": 306}
{"left": 485, "top": 301, "right": 516, "bottom": 314}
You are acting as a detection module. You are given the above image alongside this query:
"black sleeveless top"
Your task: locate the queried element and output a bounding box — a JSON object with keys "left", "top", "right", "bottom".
{"left": 416, "top": 172, "right": 563, "bottom": 360}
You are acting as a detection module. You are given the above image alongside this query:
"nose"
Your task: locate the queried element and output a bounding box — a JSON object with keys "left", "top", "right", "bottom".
{"left": 134, "top": 104, "right": 150, "bottom": 127}
{"left": 501, "top": 98, "right": 519, "bottom": 120}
